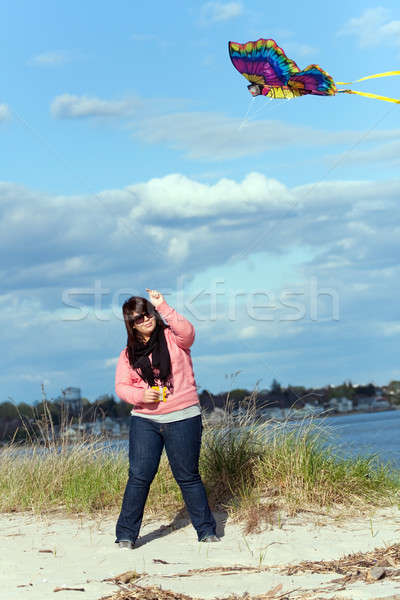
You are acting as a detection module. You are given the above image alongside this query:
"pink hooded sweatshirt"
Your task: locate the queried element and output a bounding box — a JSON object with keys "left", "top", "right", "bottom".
{"left": 115, "top": 300, "right": 200, "bottom": 414}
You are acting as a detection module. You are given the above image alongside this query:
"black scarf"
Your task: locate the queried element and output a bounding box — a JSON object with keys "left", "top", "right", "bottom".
{"left": 132, "top": 324, "right": 173, "bottom": 390}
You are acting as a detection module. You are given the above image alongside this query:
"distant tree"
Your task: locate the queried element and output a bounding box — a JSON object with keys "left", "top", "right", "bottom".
{"left": 228, "top": 389, "right": 250, "bottom": 402}
{"left": 388, "top": 380, "right": 400, "bottom": 393}
{"left": 271, "top": 379, "right": 282, "bottom": 393}
{"left": 0, "top": 402, "right": 18, "bottom": 419}
{"left": 198, "top": 389, "right": 215, "bottom": 412}
{"left": 356, "top": 383, "right": 375, "bottom": 397}
{"left": 94, "top": 394, "right": 117, "bottom": 418}
{"left": 328, "top": 382, "right": 355, "bottom": 400}
{"left": 287, "top": 385, "right": 306, "bottom": 397}
{"left": 387, "top": 381, "right": 400, "bottom": 405}
{"left": 34, "top": 400, "right": 62, "bottom": 424}
{"left": 17, "top": 402, "right": 34, "bottom": 418}
{"left": 286, "top": 388, "right": 304, "bottom": 409}
{"left": 115, "top": 400, "right": 132, "bottom": 418}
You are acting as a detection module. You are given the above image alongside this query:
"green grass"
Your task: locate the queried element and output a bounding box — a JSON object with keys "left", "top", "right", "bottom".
{"left": 0, "top": 442, "right": 128, "bottom": 513}
{"left": 0, "top": 402, "right": 399, "bottom": 528}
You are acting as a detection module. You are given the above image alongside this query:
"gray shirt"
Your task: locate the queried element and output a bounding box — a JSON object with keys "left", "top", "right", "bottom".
{"left": 130, "top": 403, "right": 201, "bottom": 423}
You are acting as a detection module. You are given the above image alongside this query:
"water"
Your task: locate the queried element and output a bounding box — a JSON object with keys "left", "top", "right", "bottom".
{"left": 102, "top": 410, "right": 400, "bottom": 469}
{"left": 311, "top": 409, "right": 400, "bottom": 467}
{"left": 108, "top": 410, "right": 400, "bottom": 467}
{"left": 260, "top": 409, "right": 400, "bottom": 468}
{"left": 3, "top": 410, "right": 400, "bottom": 469}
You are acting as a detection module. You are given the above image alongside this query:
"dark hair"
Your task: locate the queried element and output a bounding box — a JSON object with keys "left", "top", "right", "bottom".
{"left": 122, "top": 296, "right": 170, "bottom": 372}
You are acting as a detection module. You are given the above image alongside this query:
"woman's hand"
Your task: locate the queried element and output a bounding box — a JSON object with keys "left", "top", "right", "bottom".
{"left": 145, "top": 288, "right": 164, "bottom": 308}
{"left": 142, "top": 388, "right": 161, "bottom": 403}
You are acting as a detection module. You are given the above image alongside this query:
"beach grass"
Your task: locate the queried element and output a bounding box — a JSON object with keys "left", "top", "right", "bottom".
{"left": 0, "top": 401, "right": 399, "bottom": 527}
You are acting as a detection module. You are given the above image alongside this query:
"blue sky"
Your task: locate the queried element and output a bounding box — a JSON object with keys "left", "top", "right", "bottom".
{"left": 1, "top": 1, "right": 400, "bottom": 403}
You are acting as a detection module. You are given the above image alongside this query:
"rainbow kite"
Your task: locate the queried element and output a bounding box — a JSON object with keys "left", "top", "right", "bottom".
{"left": 229, "top": 39, "right": 400, "bottom": 104}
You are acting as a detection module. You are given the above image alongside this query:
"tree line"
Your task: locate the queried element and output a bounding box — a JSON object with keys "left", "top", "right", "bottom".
{"left": 1, "top": 379, "right": 398, "bottom": 444}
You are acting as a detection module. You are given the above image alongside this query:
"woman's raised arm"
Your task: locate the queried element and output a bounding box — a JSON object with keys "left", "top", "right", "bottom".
{"left": 146, "top": 289, "right": 195, "bottom": 350}
{"left": 156, "top": 300, "right": 195, "bottom": 349}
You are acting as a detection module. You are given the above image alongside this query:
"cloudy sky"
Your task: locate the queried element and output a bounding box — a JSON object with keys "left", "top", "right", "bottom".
{"left": 2, "top": 1, "right": 400, "bottom": 403}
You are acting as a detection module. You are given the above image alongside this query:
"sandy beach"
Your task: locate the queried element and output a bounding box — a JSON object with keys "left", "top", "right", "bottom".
{"left": 1, "top": 506, "right": 400, "bottom": 600}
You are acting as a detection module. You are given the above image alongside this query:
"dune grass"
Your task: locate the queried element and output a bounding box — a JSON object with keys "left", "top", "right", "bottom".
{"left": 199, "top": 407, "right": 400, "bottom": 530}
{"left": 0, "top": 400, "right": 399, "bottom": 529}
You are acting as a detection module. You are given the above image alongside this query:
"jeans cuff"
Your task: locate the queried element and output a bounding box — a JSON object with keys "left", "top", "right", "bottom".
{"left": 198, "top": 531, "right": 216, "bottom": 541}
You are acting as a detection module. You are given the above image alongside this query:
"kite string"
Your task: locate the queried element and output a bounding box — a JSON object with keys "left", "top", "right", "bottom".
{"left": 13, "top": 100, "right": 291, "bottom": 407}
{"left": 225, "top": 100, "right": 396, "bottom": 399}
{"left": 11, "top": 108, "right": 79, "bottom": 180}
{"left": 239, "top": 96, "right": 292, "bottom": 129}
{"left": 238, "top": 96, "right": 256, "bottom": 130}
{"left": 229, "top": 100, "right": 396, "bottom": 266}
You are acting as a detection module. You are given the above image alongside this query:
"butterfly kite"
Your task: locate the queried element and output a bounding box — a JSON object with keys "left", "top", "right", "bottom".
{"left": 229, "top": 39, "right": 400, "bottom": 104}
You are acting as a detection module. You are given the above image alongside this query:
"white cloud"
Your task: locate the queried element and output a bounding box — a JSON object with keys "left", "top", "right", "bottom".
{"left": 51, "top": 94, "right": 141, "bottom": 118}
{"left": 339, "top": 7, "right": 400, "bottom": 48}
{"left": 252, "top": 30, "right": 317, "bottom": 59}
{"left": 127, "top": 172, "right": 292, "bottom": 218}
{"left": 6, "top": 254, "right": 101, "bottom": 284}
{"left": 326, "top": 140, "right": 400, "bottom": 168}
{"left": 238, "top": 325, "right": 258, "bottom": 339}
{"left": 48, "top": 88, "right": 400, "bottom": 161}
{"left": 2, "top": 175, "right": 400, "bottom": 297}
{"left": 0, "top": 104, "right": 11, "bottom": 121}
{"left": 131, "top": 110, "right": 400, "bottom": 160}
{"left": 28, "top": 51, "right": 74, "bottom": 67}
{"left": 203, "top": 315, "right": 305, "bottom": 343}
{"left": 0, "top": 175, "right": 399, "bottom": 321}
{"left": 104, "top": 358, "right": 118, "bottom": 368}
{"left": 2, "top": 172, "right": 400, "bottom": 398}
{"left": 379, "top": 321, "right": 400, "bottom": 336}
{"left": 167, "top": 235, "right": 190, "bottom": 262}
{"left": 201, "top": 1, "right": 243, "bottom": 23}
{"left": 195, "top": 349, "right": 298, "bottom": 365}
{"left": 20, "top": 373, "right": 51, "bottom": 384}
{"left": 281, "top": 41, "right": 317, "bottom": 58}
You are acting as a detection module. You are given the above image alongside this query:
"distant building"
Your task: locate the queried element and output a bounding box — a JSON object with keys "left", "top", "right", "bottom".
{"left": 302, "top": 402, "right": 325, "bottom": 416}
{"left": 61, "top": 387, "right": 82, "bottom": 415}
{"left": 88, "top": 418, "right": 121, "bottom": 436}
{"left": 372, "top": 397, "right": 391, "bottom": 410}
{"left": 355, "top": 397, "right": 373, "bottom": 411}
{"left": 259, "top": 407, "right": 282, "bottom": 419}
{"left": 329, "top": 397, "right": 353, "bottom": 413}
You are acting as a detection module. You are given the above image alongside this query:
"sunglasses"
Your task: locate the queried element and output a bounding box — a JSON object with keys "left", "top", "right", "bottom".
{"left": 130, "top": 310, "right": 156, "bottom": 326}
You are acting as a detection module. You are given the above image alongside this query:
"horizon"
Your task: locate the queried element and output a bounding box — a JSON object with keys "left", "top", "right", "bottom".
{"left": 11, "top": 378, "right": 393, "bottom": 408}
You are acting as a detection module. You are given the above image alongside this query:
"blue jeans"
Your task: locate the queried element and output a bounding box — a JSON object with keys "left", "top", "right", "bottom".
{"left": 115, "top": 414, "right": 216, "bottom": 543}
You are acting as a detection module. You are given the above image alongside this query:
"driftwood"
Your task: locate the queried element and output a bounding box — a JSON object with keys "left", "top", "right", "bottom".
{"left": 99, "top": 583, "right": 298, "bottom": 600}
{"left": 99, "top": 542, "right": 400, "bottom": 600}
{"left": 53, "top": 586, "right": 85, "bottom": 592}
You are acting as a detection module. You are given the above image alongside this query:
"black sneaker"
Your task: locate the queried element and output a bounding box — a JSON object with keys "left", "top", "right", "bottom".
{"left": 200, "top": 535, "right": 220, "bottom": 543}
{"left": 118, "top": 540, "right": 134, "bottom": 549}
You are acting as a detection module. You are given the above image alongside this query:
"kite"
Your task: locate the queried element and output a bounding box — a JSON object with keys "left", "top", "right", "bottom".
{"left": 229, "top": 39, "right": 400, "bottom": 104}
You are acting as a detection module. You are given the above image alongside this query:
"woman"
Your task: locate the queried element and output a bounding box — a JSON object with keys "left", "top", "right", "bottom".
{"left": 115, "top": 288, "right": 218, "bottom": 548}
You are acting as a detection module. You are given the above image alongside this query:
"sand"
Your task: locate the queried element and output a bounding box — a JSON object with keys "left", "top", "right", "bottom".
{"left": 1, "top": 506, "right": 400, "bottom": 600}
